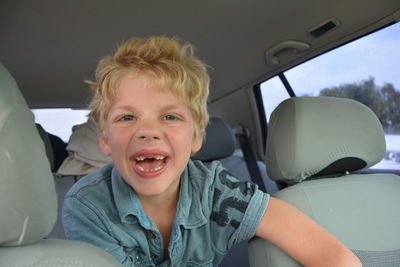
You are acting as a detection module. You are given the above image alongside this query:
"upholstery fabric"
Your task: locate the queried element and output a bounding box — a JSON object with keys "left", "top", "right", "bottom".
{"left": 0, "top": 62, "right": 122, "bottom": 266}
{"left": 266, "top": 97, "right": 385, "bottom": 183}
{"left": 192, "top": 117, "right": 236, "bottom": 161}
{"left": 0, "top": 63, "right": 57, "bottom": 246}
{"left": 249, "top": 96, "right": 400, "bottom": 267}
{"left": 0, "top": 239, "right": 120, "bottom": 267}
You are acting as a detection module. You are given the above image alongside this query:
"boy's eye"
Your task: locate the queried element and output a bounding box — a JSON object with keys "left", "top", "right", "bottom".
{"left": 163, "top": 114, "right": 178, "bottom": 121}
{"left": 119, "top": 115, "right": 135, "bottom": 121}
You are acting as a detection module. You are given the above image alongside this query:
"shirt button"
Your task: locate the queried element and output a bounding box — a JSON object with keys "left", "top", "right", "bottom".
{"left": 147, "top": 231, "right": 156, "bottom": 239}
{"left": 150, "top": 253, "right": 157, "bottom": 259}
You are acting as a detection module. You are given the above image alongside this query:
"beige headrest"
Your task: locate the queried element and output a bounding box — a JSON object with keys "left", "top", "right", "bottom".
{"left": 0, "top": 63, "right": 57, "bottom": 246}
{"left": 266, "top": 97, "right": 386, "bottom": 184}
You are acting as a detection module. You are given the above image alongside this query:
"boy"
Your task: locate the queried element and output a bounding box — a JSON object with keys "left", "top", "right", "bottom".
{"left": 62, "top": 36, "right": 361, "bottom": 266}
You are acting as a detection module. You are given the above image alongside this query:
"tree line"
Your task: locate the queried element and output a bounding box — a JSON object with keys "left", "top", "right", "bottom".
{"left": 319, "top": 77, "right": 400, "bottom": 134}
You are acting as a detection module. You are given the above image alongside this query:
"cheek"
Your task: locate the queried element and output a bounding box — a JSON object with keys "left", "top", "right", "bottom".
{"left": 99, "top": 129, "right": 128, "bottom": 157}
{"left": 173, "top": 128, "right": 200, "bottom": 154}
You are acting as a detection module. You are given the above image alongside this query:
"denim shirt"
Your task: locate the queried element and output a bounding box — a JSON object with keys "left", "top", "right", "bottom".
{"left": 62, "top": 160, "right": 269, "bottom": 266}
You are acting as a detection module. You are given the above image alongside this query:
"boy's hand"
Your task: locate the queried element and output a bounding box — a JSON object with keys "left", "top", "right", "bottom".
{"left": 255, "top": 197, "right": 362, "bottom": 267}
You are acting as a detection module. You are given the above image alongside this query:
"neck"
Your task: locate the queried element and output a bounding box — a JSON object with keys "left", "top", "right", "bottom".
{"left": 139, "top": 185, "right": 180, "bottom": 257}
{"left": 140, "top": 191, "right": 179, "bottom": 214}
{"left": 138, "top": 180, "right": 180, "bottom": 212}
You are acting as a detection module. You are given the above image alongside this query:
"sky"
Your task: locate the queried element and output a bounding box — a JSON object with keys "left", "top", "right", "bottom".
{"left": 286, "top": 23, "right": 400, "bottom": 96}
{"left": 33, "top": 108, "right": 89, "bottom": 142}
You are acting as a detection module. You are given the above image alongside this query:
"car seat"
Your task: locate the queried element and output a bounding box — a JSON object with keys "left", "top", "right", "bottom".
{"left": 248, "top": 96, "right": 400, "bottom": 266}
{"left": 0, "top": 62, "right": 121, "bottom": 266}
{"left": 192, "top": 117, "right": 278, "bottom": 193}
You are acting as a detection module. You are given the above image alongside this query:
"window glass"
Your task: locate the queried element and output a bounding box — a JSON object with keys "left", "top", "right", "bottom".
{"left": 32, "top": 109, "right": 89, "bottom": 142}
{"left": 260, "top": 76, "right": 290, "bottom": 119}
{"left": 260, "top": 22, "right": 400, "bottom": 170}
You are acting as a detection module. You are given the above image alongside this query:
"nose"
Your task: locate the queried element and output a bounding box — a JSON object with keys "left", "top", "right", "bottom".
{"left": 135, "top": 120, "right": 162, "bottom": 141}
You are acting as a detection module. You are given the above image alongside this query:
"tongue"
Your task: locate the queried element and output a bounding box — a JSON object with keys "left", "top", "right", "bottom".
{"left": 138, "top": 158, "right": 163, "bottom": 171}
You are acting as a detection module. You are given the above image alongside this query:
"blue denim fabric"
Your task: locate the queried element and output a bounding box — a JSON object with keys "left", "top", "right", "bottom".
{"left": 63, "top": 160, "right": 269, "bottom": 266}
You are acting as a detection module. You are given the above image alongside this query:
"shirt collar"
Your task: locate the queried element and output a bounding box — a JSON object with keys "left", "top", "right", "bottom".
{"left": 111, "top": 166, "right": 141, "bottom": 224}
{"left": 111, "top": 161, "right": 207, "bottom": 229}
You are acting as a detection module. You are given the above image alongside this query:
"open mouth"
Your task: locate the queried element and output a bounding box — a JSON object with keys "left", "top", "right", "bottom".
{"left": 134, "top": 155, "right": 168, "bottom": 173}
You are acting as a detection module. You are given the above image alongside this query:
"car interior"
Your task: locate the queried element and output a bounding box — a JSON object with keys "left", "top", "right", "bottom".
{"left": 1, "top": 0, "right": 400, "bottom": 266}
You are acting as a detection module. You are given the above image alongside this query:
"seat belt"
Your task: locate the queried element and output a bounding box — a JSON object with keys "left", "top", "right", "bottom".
{"left": 235, "top": 126, "right": 267, "bottom": 193}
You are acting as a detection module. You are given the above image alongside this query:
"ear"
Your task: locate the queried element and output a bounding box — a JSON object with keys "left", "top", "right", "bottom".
{"left": 99, "top": 133, "right": 112, "bottom": 156}
{"left": 191, "top": 134, "right": 203, "bottom": 154}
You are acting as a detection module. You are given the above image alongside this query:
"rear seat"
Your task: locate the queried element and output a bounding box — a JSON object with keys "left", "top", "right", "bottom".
{"left": 192, "top": 117, "right": 279, "bottom": 194}
{"left": 40, "top": 116, "right": 277, "bottom": 267}
{"left": 49, "top": 175, "right": 77, "bottom": 238}
{"left": 35, "top": 123, "right": 68, "bottom": 173}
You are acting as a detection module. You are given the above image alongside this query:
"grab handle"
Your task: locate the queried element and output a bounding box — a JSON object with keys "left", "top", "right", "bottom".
{"left": 265, "top": 40, "right": 310, "bottom": 66}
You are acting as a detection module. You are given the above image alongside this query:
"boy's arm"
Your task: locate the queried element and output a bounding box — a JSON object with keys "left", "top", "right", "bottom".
{"left": 255, "top": 197, "right": 362, "bottom": 267}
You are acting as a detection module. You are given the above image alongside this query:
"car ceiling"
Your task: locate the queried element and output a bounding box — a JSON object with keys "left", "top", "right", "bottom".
{"left": 0, "top": 0, "right": 399, "bottom": 108}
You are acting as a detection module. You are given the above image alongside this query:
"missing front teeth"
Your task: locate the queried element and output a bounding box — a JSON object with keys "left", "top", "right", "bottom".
{"left": 136, "top": 155, "right": 166, "bottom": 161}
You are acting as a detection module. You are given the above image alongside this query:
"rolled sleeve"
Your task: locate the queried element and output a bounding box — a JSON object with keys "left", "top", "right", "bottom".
{"left": 234, "top": 188, "right": 269, "bottom": 243}
{"left": 209, "top": 165, "right": 270, "bottom": 252}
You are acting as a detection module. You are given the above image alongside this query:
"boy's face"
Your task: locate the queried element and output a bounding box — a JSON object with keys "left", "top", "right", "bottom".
{"left": 99, "top": 72, "right": 203, "bottom": 199}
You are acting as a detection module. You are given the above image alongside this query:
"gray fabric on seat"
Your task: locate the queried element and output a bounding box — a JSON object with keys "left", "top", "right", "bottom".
{"left": 192, "top": 117, "right": 279, "bottom": 193}
{"left": 0, "top": 239, "right": 121, "bottom": 266}
{"left": 0, "top": 62, "right": 121, "bottom": 266}
{"left": 47, "top": 175, "right": 77, "bottom": 239}
{"left": 0, "top": 63, "right": 57, "bottom": 246}
{"left": 271, "top": 174, "right": 400, "bottom": 251}
{"left": 266, "top": 97, "right": 385, "bottom": 183}
{"left": 352, "top": 249, "right": 400, "bottom": 267}
{"left": 249, "top": 96, "right": 400, "bottom": 267}
{"left": 250, "top": 173, "right": 400, "bottom": 267}
{"left": 192, "top": 117, "right": 236, "bottom": 161}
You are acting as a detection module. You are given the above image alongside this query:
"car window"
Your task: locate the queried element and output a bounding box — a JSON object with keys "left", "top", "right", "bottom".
{"left": 260, "top": 76, "right": 291, "bottom": 119}
{"left": 260, "top": 22, "right": 400, "bottom": 170}
{"left": 32, "top": 109, "right": 89, "bottom": 142}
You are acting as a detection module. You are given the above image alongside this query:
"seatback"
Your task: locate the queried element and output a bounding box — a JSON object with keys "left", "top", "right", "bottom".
{"left": 248, "top": 97, "right": 400, "bottom": 266}
{"left": 192, "top": 117, "right": 278, "bottom": 193}
{"left": 0, "top": 63, "right": 121, "bottom": 266}
{"left": 36, "top": 123, "right": 69, "bottom": 173}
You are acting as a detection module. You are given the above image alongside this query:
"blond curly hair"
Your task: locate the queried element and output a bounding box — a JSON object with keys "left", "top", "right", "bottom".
{"left": 88, "top": 36, "right": 210, "bottom": 140}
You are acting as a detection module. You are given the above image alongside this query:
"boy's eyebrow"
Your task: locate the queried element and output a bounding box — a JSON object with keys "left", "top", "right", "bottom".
{"left": 159, "top": 104, "right": 186, "bottom": 112}
{"left": 111, "top": 104, "right": 188, "bottom": 114}
{"left": 111, "top": 105, "right": 138, "bottom": 113}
